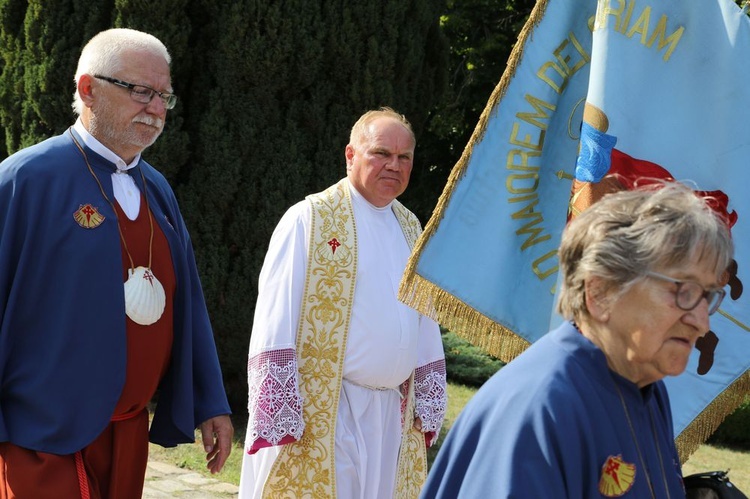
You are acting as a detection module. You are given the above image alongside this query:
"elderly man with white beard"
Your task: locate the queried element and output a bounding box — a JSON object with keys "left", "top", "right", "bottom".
{"left": 0, "top": 28, "right": 232, "bottom": 498}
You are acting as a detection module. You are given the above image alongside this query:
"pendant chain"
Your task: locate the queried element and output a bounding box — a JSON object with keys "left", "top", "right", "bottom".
{"left": 650, "top": 405, "right": 673, "bottom": 498}
{"left": 69, "top": 130, "right": 155, "bottom": 272}
{"left": 613, "top": 381, "right": 671, "bottom": 499}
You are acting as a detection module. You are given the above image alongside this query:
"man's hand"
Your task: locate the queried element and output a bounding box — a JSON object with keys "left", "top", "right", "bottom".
{"left": 199, "top": 415, "right": 234, "bottom": 474}
{"left": 413, "top": 417, "right": 423, "bottom": 432}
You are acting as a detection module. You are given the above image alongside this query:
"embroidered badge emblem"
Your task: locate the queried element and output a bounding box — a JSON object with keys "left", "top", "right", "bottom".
{"left": 327, "top": 237, "right": 341, "bottom": 254}
{"left": 599, "top": 455, "right": 636, "bottom": 497}
{"left": 73, "top": 204, "right": 105, "bottom": 229}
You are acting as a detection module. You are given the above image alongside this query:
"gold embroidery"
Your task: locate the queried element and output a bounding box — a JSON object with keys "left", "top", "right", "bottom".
{"left": 73, "top": 203, "right": 105, "bottom": 229}
{"left": 392, "top": 201, "right": 428, "bottom": 498}
{"left": 392, "top": 200, "right": 422, "bottom": 249}
{"left": 395, "top": 373, "right": 428, "bottom": 498}
{"left": 599, "top": 455, "right": 636, "bottom": 496}
{"left": 264, "top": 180, "right": 427, "bottom": 498}
{"left": 263, "top": 179, "right": 354, "bottom": 498}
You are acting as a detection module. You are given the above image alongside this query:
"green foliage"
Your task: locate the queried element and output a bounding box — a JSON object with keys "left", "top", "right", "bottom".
{"left": 708, "top": 397, "right": 750, "bottom": 448}
{"left": 0, "top": 0, "right": 25, "bottom": 156}
{"left": 0, "top": 0, "right": 109, "bottom": 155}
{"left": 443, "top": 330, "right": 504, "bottom": 387}
{"left": 0, "top": 0, "right": 534, "bottom": 420}
{"left": 113, "top": 0, "right": 192, "bottom": 183}
{"left": 175, "top": 0, "right": 450, "bottom": 415}
{"left": 406, "top": 0, "right": 535, "bottom": 222}
{"left": 0, "top": 0, "right": 449, "bottom": 416}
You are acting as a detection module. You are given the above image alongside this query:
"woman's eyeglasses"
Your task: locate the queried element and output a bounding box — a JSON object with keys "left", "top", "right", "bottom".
{"left": 646, "top": 271, "right": 725, "bottom": 315}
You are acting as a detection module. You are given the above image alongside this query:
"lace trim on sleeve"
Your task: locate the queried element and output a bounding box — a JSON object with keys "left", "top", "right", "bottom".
{"left": 414, "top": 359, "right": 447, "bottom": 434}
{"left": 247, "top": 348, "right": 305, "bottom": 448}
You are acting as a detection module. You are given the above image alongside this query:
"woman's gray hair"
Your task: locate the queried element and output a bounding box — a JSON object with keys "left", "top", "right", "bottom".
{"left": 557, "top": 180, "right": 734, "bottom": 321}
{"left": 72, "top": 28, "right": 171, "bottom": 115}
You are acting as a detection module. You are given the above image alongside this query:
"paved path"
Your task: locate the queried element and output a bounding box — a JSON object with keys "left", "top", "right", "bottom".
{"left": 143, "top": 460, "right": 239, "bottom": 498}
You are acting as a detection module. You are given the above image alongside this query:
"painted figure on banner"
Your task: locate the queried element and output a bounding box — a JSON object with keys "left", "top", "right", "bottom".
{"left": 570, "top": 101, "right": 742, "bottom": 376}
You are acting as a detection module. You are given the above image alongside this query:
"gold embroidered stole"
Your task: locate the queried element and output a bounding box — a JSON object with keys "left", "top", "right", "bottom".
{"left": 391, "top": 202, "right": 428, "bottom": 498}
{"left": 263, "top": 179, "right": 427, "bottom": 498}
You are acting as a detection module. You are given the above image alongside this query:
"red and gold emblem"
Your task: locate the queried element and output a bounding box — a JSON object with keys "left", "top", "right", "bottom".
{"left": 599, "top": 455, "right": 636, "bottom": 497}
{"left": 73, "top": 203, "right": 105, "bottom": 229}
{"left": 327, "top": 237, "right": 341, "bottom": 254}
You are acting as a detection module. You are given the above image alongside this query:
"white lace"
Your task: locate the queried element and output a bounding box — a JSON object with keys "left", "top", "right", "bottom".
{"left": 414, "top": 359, "right": 448, "bottom": 434}
{"left": 246, "top": 348, "right": 305, "bottom": 448}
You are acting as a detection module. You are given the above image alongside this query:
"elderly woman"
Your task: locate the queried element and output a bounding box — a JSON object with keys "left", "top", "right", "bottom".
{"left": 421, "top": 181, "right": 734, "bottom": 498}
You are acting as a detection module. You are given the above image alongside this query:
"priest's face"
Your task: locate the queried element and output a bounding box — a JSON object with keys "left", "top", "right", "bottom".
{"left": 345, "top": 117, "right": 414, "bottom": 207}
{"left": 88, "top": 50, "right": 170, "bottom": 163}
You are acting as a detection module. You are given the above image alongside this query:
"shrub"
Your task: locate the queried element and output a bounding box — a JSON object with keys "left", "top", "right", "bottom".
{"left": 709, "top": 397, "right": 750, "bottom": 448}
{"left": 442, "top": 330, "right": 504, "bottom": 387}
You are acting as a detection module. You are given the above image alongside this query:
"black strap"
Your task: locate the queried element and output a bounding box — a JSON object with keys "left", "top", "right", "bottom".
{"left": 684, "top": 471, "right": 748, "bottom": 499}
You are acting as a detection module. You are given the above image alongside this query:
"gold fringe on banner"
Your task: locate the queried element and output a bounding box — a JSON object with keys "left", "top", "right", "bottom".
{"left": 397, "top": 0, "right": 550, "bottom": 361}
{"left": 675, "top": 370, "right": 750, "bottom": 464}
{"left": 399, "top": 271, "right": 530, "bottom": 363}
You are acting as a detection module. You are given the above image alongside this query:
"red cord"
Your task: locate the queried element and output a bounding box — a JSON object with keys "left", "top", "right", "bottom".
{"left": 74, "top": 451, "right": 91, "bottom": 499}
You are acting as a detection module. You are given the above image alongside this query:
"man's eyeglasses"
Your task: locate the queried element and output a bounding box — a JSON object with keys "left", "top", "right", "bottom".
{"left": 646, "top": 271, "right": 726, "bottom": 315}
{"left": 94, "top": 75, "right": 177, "bottom": 109}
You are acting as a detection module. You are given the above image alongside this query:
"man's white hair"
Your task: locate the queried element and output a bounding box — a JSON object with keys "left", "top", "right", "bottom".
{"left": 72, "top": 28, "right": 171, "bottom": 115}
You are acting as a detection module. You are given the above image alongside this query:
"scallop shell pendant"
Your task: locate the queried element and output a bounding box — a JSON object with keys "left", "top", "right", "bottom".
{"left": 123, "top": 266, "right": 166, "bottom": 325}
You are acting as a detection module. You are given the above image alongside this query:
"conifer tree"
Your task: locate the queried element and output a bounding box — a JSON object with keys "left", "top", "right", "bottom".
{"left": 182, "top": 0, "right": 448, "bottom": 413}
{"left": 113, "top": 0, "right": 192, "bottom": 181}
{"left": 0, "top": 0, "right": 26, "bottom": 157}
{"left": 0, "top": 0, "right": 448, "bottom": 414}
{"left": 416, "top": 0, "right": 535, "bottom": 217}
{"left": 0, "top": 0, "right": 96, "bottom": 154}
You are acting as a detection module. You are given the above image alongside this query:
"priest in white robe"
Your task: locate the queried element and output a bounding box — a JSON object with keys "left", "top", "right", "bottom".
{"left": 239, "top": 108, "right": 447, "bottom": 499}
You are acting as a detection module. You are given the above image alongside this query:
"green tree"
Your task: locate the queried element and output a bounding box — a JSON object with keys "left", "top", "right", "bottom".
{"left": 0, "top": 0, "right": 25, "bottom": 157}
{"left": 0, "top": 0, "right": 102, "bottom": 154}
{"left": 113, "top": 0, "right": 192, "bottom": 181}
{"left": 181, "top": 0, "right": 448, "bottom": 414}
{"left": 407, "top": 0, "right": 535, "bottom": 221}
{"left": 0, "top": 0, "right": 457, "bottom": 417}
{"left": 443, "top": 331, "right": 504, "bottom": 387}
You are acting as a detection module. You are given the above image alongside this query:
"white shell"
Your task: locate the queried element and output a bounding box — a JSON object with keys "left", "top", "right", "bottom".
{"left": 123, "top": 266, "right": 166, "bottom": 325}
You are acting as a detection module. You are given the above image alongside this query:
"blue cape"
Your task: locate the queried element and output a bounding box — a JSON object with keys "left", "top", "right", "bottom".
{"left": 0, "top": 130, "right": 230, "bottom": 453}
{"left": 422, "top": 322, "right": 684, "bottom": 498}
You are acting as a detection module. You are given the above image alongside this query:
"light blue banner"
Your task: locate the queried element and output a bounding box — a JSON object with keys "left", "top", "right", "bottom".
{"left": 400, "top": 0, "right": 750, "bottom": 461}
{"left": 413, "top": 0, "right": 594, "bottom": 344}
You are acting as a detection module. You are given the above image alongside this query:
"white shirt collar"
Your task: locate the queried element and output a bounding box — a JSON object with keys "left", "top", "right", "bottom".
{"left": 73, "top": 119, "right": 140, "bottom": 172}
{"left": 347, "top": 178, "right": 394, "bottom": 212}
